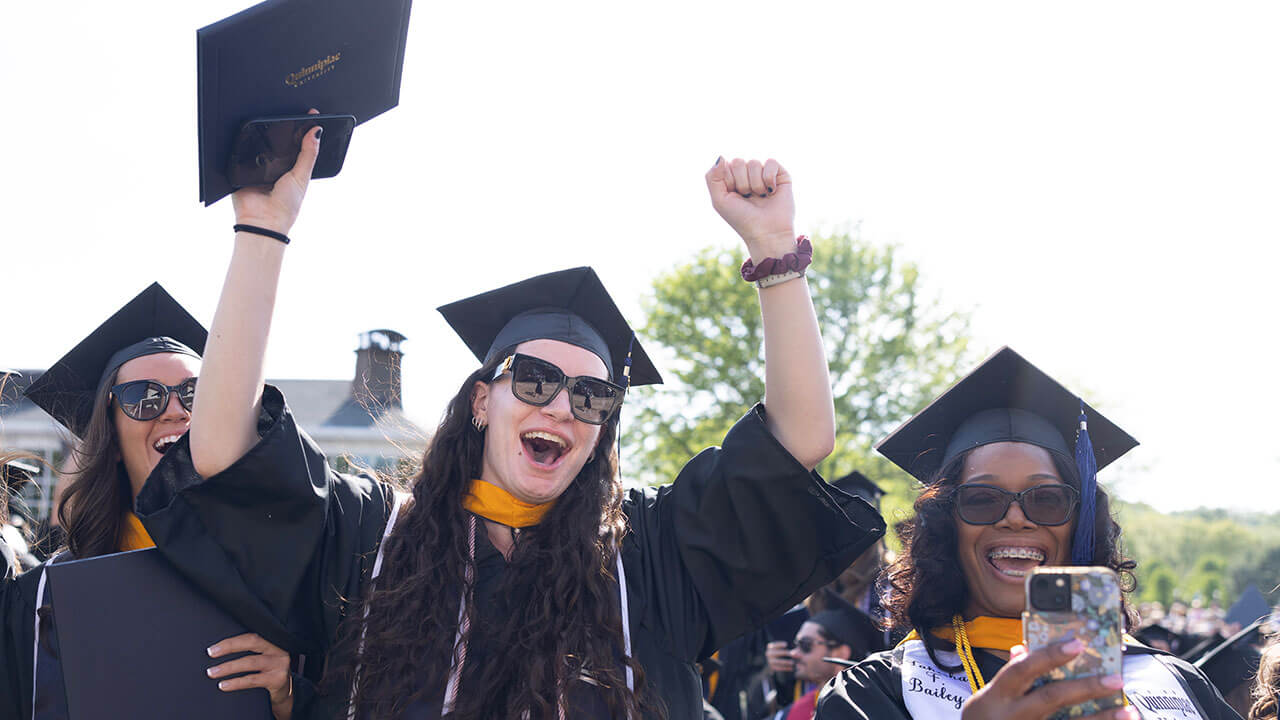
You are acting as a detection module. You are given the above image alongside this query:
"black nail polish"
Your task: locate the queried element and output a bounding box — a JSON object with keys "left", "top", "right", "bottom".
{"left": 767, "top": 186, "right": 774, "bottom": 193}
{"left": 743, "top": 193, "right": 752, "bottom": 198}
{"left": 315, "top": 127, "right": 323, "bottom": 140}
{"left": 714, "top": 157, "right": 721, "bottom": 167}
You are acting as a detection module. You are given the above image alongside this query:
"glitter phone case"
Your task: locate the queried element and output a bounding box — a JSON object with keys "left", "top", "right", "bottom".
{"left": 1023, "top": 566, "right": 1124, "bottom": 720}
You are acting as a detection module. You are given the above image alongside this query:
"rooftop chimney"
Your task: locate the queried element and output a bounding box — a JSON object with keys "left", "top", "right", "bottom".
{"left": 353, "top": 329, "right": 406, "bottom": 411}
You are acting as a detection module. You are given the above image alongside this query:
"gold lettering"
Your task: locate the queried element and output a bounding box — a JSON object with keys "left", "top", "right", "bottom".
{"left": 284, "top": 52, "right": 345, "bottom": 88}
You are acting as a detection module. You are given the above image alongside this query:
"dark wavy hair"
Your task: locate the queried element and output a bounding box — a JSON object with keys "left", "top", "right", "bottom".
{"left": 325, "top": 349, "right": 665, "bottom": 720}
{"left": 880, "top": 447, "right": 1138, "bottom": 669}
{"left": 57, "top": 369, "right": 132, "bottom": 559}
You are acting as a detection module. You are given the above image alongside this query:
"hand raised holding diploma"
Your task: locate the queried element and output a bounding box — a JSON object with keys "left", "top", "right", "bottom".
{"left": 230, "top": 110, "right": 323, "bottom": 236}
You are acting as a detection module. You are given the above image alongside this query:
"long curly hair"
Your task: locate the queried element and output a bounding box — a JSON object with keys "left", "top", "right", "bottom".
{"left": 1251, "top": 630, "right": 1280, "bottom": 720}
{"left": 325, "top": 350, "right": 665, "bottom": 720}
{"left": 880, "top": 447, "right": 1137, "bottom": 668}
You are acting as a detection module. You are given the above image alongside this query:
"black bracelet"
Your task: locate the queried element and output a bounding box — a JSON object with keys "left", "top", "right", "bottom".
{"left": 233, "top": 224, "right": 290, "bottom": 244}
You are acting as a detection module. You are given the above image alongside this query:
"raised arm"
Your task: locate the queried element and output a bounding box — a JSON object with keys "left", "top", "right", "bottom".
{"left": 705, "top": 157, "right": 835, "bottom": 470}
{"left": 189, "top": 125, "right": 321, "bottom": 478}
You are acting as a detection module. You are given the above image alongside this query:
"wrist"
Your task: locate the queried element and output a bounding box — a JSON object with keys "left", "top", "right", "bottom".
{"left": 743, "top": 230, "right": 798, "bottom": 263}
{"left": 233, "top": 215, "right": 292, "bottom": 236}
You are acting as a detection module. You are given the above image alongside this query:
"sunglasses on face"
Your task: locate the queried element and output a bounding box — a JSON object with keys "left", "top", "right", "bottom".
{"left": 110, "top": 378, "right": 197, "bottom": 421}
{"left": 491, "top": 354, "right": 625, "bottom": 425}
{"left": 793, "top": 637, "right": 835, "bottom": 654}
{"left": 951, "top": 482, "right": 1080, "bottom": 526}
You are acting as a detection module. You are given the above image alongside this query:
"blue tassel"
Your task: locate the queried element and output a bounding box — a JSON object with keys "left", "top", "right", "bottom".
{"left": 1071, "top": 400, "right": 1098, "bottom": 565}
{"left": 623, "top": 333, "right": 635, "bottom": 389}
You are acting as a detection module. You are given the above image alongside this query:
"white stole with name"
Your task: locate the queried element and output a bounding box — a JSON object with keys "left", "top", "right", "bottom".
{"left": 897, "top": 639, "right": 1204, "bottom": 719}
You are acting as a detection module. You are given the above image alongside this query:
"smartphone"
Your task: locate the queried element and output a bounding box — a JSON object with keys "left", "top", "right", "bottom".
{"left": 1023, "top": 566, "right": 1125, "bottom": 720}
{"left": 226, "top": 113, "right": 356, "bottom": 189}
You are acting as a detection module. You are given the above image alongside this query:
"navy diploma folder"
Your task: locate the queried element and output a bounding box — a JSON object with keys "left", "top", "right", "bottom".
{"left": 197, "top": 0, "right": 413, "bottom": 205}
{"left": 44, "top": 548, "right": 273, "bottom": 719}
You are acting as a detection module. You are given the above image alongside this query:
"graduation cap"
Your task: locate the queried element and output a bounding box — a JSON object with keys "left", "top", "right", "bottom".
{"left": 809, "top": 589, "right": 883, "bottom": 658}
{"left": 23, "top": 284, "right": 206, "bottom": 437}
{"left": 1135, "top": 623, "right": 1186, "bottom": 654}
{"left": 1194, "top": 619, "right": 1264, "bottom": 695}
{"left": 197, "top": 0, "right": 413, "bottom": 204}
{"left": 832, "top": 471, "right": 885, "bottom": 508}
{"left": 875, "top": 347, "right": 1138, "bottom": 565}
{"left": 1226, "top": 585, "right": 1272, "bottom": 629}
{"left": 437, "top": 267, "right": 661, "bottom": 388}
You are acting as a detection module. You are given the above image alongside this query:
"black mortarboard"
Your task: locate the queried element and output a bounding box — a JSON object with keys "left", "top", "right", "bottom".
{"left": 24, "top": 284, "right": 206, "bottom": 437}
{"left": 45, "top": 548, "right": 271, "bottom": 719}
{"left": 876, "top": 347, "right": 1138, "bottom": 564}
{"left": 809, "top": 589, "right": 882, "bottom": 658}
{"left": 1194, "top": 620, "right": 1264, "bottom": 695}
{"left": 1135, "top": 624, "right": 1186, "bottom": 654}
{"left": 832, "top": 471, "right": 885, "bottom": 508}
{"left": 1226, "top": 585, "right": 1272, "bottom": 628}
{"left": 197, "top": 0, "right": 413, "bottom": 205}
{"left": 437, "top": 267, "right": 662, "bottom": 387}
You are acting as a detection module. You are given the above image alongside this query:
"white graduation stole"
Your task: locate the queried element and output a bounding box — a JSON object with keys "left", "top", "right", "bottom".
{"left": 897, "top": 639, "right": 1204, "bottom": 719}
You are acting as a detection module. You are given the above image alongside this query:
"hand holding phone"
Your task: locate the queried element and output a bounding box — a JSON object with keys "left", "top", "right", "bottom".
{"left": 960, "top": 640, "right": 1134, "bottom": 720}
{"left": 1022, "top": 567, "right": 1126, "bottom": 719}
{"left": 226, "top": 113, "right": 355, "bottom": 189}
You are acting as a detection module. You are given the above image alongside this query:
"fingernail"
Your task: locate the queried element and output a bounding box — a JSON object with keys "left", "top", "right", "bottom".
{"left": 742, "top": 193, "right": 752, "bottom": 198}
{"left": 218, "top": 681, "right": 228, "bottom": 690}
{"left": 714, "top": 156, "right": 722, "bottom": 168}
{"left": 767, "top": 186, "right": 774, "bottom": 193}
{"left": 314, "top": 127, "right": 323, "bottom": 141}
{"left": 207, "top": 646, "right": 218, "bottom": 656}
{"left": 1102, "top": 674, "right": 1124, "bottom": 689}
{"left": 207, "top": 667, "right": 218, "bottom": 678}
{"left": 1062, "top": 638, "right": 1084, "bottom": 654}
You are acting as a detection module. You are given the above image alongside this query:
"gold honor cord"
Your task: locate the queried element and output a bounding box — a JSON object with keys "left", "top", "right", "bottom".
{"left": 951, "top": 614, "right": 988, "bottom": 694}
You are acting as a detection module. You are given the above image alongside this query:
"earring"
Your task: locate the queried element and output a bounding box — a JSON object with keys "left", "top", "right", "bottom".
{"left": 472, "top": 415, "right": 486, "bottom": 432}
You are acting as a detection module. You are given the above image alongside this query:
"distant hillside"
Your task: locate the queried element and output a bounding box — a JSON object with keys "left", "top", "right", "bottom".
{"left": 1115, "top": 501, "right": 1280, "bottom": 610}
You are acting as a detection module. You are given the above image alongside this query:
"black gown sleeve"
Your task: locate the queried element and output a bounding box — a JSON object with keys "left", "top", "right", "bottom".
{"left": 135, "top": 384, "right": 394, "bottom": 656}
{"left": 1148, "top": 652, "right": 1243, "bottom": 720}
{"left": 623, "top": 402, "right": 886, "bottom": 664}
{"left": 814, "top": 651, "right": 907, "bottom": 720}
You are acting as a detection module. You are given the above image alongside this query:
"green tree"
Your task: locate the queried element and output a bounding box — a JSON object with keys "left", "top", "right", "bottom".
{"left": 626, "top": 230, "right": 971, "bottom": 521}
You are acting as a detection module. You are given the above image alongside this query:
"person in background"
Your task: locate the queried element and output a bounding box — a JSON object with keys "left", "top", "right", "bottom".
{"left": 766, "top": 592, "right": 880, "bottom": 720}
{"left": 1, "top": 455, "right": 41, "bottom": 576}
{"left": 1251, "top": 625, "right": 1279, "bottom": 720}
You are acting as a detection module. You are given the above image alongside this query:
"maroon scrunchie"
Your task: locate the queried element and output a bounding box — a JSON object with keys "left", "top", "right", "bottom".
{"left": 740, "top": 236, "right": 813, "bottom": 282}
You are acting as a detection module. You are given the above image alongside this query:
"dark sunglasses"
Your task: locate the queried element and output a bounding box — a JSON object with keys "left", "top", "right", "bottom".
{"left": 491, "top": 354, "right": 625, "bottom": 425}
{"left": 952, "top": 482, "right": 1079, "bottom": 526}
{"left": 794, "top": 637, "right": 835, "bottom": 654}
{"left": 110, "top": 378, "right": 198, "bottom": 421}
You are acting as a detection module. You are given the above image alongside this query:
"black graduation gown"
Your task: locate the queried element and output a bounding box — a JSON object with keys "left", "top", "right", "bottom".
{"left": 136, "top": 385, "right": 886, "bottom": 720}
{"left": 814, "top": 643, "right": 1243, "bottom": 720}
{"left": 1, "top": 560, "right": 73, "bottom": 720}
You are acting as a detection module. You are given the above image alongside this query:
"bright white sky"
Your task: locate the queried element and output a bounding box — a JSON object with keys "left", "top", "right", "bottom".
{"left": 2, "top": 1, "right": 1277, "bottom": 512}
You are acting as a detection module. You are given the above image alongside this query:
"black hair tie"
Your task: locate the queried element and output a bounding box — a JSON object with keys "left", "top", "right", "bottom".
{"left": 233, "top": 224, "right": 290, "bottom": 245}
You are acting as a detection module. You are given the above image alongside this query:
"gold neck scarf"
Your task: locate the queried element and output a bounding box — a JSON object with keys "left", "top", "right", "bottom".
{"left": 462, "top": 479, "right": 555, "bottom": 528}
{"left": 119, "top": 512, "right": 156, "bottom": 552}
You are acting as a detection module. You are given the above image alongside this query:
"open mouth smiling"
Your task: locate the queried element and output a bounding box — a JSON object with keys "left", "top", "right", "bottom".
{"left": 986, "top": 545, "right": 1047, "bottom": 578}
{"left": 152, "top": 433, "right": 183, "bottom": 455}
{"left": 521, "top": 430, "right": 569, "bottom": 468}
